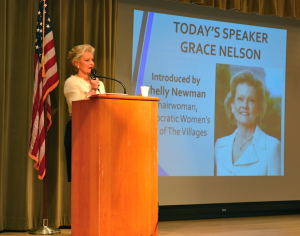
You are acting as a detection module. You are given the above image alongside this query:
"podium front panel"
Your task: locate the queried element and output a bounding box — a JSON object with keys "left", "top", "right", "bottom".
{"left": 72, "top": 96, "right": 159, "bottom": 236}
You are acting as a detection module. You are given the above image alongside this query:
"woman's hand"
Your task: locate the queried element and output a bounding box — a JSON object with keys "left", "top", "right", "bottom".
{"left": 90, "top": 78, "right": 100, "bottom": 91}
{"left": 85, "top": 78, "right": 100, "bottom": 98}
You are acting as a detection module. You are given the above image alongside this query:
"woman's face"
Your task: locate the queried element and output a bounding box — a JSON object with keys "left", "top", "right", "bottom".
{"left": 75, "top": 51, "right": 94, "bottom": 75}
{"left": 231, "top": 82, "right": 258, "bottom": 126}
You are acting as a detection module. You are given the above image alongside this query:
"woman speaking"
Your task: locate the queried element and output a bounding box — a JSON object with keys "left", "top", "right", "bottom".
{"left": 215, "top": 70, "right": 281, "bottom": 176}
{"left": 64, "top": 44, "right": 106, "bottom": 182}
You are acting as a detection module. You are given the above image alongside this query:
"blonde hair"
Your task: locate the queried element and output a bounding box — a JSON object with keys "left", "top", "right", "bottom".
{"left": 224, "top": 70, "right": 267, "bottom": 125}
{"left": 67, "top": 44, "right": 95, "bottom": 73}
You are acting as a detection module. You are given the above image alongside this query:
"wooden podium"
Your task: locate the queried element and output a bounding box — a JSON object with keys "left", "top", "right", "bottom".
{"left": 71, "top": 94, "right": 159, "bottom": 236}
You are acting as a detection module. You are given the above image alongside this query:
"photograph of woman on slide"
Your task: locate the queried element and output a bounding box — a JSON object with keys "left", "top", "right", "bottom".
{"left": 214, "top": 64, "right": 283, "bottom": 176}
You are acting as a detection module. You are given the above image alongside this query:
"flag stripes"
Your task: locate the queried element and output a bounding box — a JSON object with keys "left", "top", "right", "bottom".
{"left": 28, "top": 0, "right": 59, "bottom": 180}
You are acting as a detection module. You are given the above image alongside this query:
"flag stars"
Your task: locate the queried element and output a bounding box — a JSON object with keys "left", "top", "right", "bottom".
{"left": 48, "top": 18, "right": 50, "bottom": 22}
{"left": 40, "top": 22, "right": 43, "bottom": 26}
{"left": 38, "top": 11, "right": 41, "bottom": 15}
{"left": 36, "top": 45, "right": 39, "bottom": 49}
{"left": 46, "top": 25, "right": 50, "bottom": 29}
{"left": 36, "top": 28, "right": 40, "bottom": 32}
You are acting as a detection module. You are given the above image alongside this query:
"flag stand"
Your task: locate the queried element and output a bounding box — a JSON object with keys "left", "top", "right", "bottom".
{"left": 28, "top": 219, "right": 61, "bottom": 235}
{"left": 28, "top": 100, "right": 61, "bottom": 235}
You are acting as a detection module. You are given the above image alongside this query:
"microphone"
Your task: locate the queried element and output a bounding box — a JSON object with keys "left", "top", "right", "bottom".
{"left": 91, "top": 68, "right": 127, "bottom": 94}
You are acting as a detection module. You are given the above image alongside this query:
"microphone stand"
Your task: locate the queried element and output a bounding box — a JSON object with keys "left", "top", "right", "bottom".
{"left": 92, "top": 75, "right": 126, "bottom": 94}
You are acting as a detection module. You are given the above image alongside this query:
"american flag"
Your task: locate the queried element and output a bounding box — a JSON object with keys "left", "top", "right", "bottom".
{"left": 28, "top": 0, "right": 59, "bottom": 180}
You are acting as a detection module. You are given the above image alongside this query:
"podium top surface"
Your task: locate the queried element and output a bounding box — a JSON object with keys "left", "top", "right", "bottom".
{"left": 88, "top": 94, "right": 161, "bottom": 101}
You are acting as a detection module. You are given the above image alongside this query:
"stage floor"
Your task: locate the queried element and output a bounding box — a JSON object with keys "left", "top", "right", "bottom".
{"left": 1, "top": 214, "right": 300, "bottom": 235}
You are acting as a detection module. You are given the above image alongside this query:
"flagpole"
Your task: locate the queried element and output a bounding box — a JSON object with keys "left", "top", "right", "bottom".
{"left": 42, "top": 0, "right": 48, "bottom": 219}
{"left": 29, "top": 0, "right": 60, "bottom": 234}
{"left": 29, "top": 106, "right": 60, "bottom": 235}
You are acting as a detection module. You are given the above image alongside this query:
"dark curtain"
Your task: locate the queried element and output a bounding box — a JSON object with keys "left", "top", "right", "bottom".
{"left": 166, "top": 0, "right": 300, "bottom": 19}
{"left": 0, "top": 0, "right": 117, "bottom": 231}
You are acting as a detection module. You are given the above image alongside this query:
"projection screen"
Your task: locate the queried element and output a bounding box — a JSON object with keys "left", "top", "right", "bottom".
{"left": 116, "top": 0, "right": 300, "bottom": 205}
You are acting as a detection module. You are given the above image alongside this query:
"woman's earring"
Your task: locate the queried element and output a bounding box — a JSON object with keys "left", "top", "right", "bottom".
{"left": 77, "top": 66, "right": 79, "bottom": 69}
{"left": 232, "top": 108, "right": 234, "bottom": 113}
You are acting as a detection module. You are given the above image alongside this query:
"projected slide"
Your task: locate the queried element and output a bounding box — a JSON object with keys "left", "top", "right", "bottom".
{"left": 132, "top": 10, "right": 286, "bottom": 176}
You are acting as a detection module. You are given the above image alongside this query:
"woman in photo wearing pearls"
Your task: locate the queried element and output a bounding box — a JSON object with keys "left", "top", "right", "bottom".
{"left": 215, "top": 70, "right": 281, "bottom": 176}
{"left": 64, "top": 44, "right": 106, "bottom": 182}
